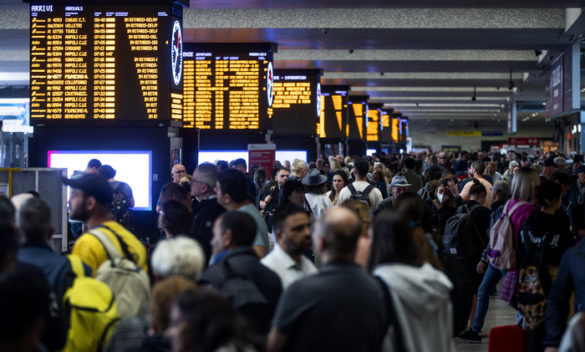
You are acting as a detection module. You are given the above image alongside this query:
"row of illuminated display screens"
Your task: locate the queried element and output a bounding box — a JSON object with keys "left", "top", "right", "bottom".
{"left": 28, "top": 2, "right": 409, "bottom": 138}
{"left": 48, "top": 149, "right": 307, "bottom": 211}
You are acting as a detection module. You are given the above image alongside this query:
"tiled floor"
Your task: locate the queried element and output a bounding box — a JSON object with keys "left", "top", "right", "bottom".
{"left": 455, "top": 296, "right": 518, "bottom": 352}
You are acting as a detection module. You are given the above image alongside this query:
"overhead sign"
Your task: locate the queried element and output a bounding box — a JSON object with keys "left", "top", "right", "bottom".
{"left": 182, "top": 43, "right": 275, "bottom": 130}
{"left": 447, "top": 131, "right": 481, "bottom": 137}
{"left": 30, "top": 3, "right": 184, "bottom": 123}
{"left": 508, "top": 137, "right": 540, "bottom": 146}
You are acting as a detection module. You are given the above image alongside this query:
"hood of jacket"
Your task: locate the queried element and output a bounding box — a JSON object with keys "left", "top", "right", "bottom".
{"left": 374, "top": 263, "right": 453, "bottom": 317}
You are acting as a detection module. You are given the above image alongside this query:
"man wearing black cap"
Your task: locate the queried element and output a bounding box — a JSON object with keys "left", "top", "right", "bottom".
{"left": 64, "top": 173, "right": 147, "bottom": 275}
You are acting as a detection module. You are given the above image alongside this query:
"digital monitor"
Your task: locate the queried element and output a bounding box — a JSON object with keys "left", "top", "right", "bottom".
{"left": 182, "top": 43, "right": 275, "bottom": 130}
{"left": 47, "top": 150, "right": 152, "bottom": 210}
{"left": 197, "top": 150, "right": 308, "bottom": 167}
{"left": 30, "top": 3, "right": 183, "bottom": 123}
{"left": 348, "top": 96, "right": 368, "bottom": 140}
{"left": 318, "top": 86, "right": 348, "bottom": 139}
{"left": 379, "top": 109, "right": 392, "bottom": 144}
{"left": 197, "top": 150, "right": 248, "bottom": 165}
{"left": 275, "top": 150, "right": 307, "bottom": 164}
{"left": 366, "top": 149, "right": 376, "bottom": 157}
{"left": 366, "top": 103, "right": 383, "bottom": 142}
{"left": 268, "top": 69, "right": 321, "bottom": 135}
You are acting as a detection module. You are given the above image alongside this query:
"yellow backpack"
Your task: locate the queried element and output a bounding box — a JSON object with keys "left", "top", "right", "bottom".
{"left": 61, "top": 255, "right": 120, "bottom": 352}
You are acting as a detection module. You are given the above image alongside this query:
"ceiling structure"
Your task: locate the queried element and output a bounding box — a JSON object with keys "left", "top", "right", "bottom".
{"left": 1, "top": 0, "right": 584, "bottom": 124}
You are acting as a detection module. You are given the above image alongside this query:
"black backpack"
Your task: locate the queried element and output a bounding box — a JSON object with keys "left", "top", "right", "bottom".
{"left": 347, "top": 183, "right": 375, "bottom": 207}
{"left": 442, "top": 204, "right": 485, "bottom": 260}
{"left": 516, "top": 228, "right": 553, "bottom": 330}
{"left": 219, "top": 259, "right": 273, "bottom": 335}
{"left": 110, "top": 182, "right": 132, "bottom": 230}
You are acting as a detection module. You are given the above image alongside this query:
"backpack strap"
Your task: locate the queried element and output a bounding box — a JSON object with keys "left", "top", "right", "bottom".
{"left": 89, "top": 227, "right": 123, "bottom": 263}
{"left": 347, "top": 183, "right": 357, "bottom": 195}
{"left": 67, "top": 255, "right": 86, "bottom": 278}
{"left": 505, "top": 200, "right": 529, "bottom": 217}
{"left": 375, "top": 277, "right": 407, "bottom": 352}
{"left": 362, "top": 184, "right": 375, "bottom": 197}
{"left": 98, "top": 224, "right": 136, "bottom": 263}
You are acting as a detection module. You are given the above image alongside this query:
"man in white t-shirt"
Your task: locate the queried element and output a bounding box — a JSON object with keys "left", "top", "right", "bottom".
{"left": 338, "top": 159, "right": 383, "bottom": 210}
{"left": 261, "top": 203, "right": 317, "bottom": 289}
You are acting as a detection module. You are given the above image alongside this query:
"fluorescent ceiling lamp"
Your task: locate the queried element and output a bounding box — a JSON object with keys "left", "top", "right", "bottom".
{"left": 351, "top": 86, "right": 511, "bottom": 92}
{"left": 323, "top": 72, "right": 524, "bottom": 80}
{"left": 384, "top": 103, "right": 502, "bottom": 108}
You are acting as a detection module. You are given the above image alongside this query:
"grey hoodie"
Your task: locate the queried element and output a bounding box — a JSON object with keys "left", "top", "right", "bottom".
{"left": 374, "top": 263, "right": 455, "bottom": 352}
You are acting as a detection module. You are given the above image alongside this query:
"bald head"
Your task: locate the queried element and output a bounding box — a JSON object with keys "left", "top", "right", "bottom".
{"left": 314, "top": 207, "right": 362, "bottom": 262}
{"left": 171, "top": 164, "right": 187, "bottom": 183}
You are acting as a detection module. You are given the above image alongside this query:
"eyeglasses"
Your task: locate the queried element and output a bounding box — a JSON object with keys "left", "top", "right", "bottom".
{"left": 172, "top": 169, "right": 187, "bottom": 175}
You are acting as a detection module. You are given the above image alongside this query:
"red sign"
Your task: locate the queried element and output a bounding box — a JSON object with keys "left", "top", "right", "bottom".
{"left": 508, "top": 137, "right": 540, "bottom": 146}
{"left": 248, "top": 144, "right": 276, "bottom": 178}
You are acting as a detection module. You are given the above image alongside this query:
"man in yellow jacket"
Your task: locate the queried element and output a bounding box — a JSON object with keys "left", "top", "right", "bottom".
{"left": 64, "top": 173, "right": 147, "bottom": 275}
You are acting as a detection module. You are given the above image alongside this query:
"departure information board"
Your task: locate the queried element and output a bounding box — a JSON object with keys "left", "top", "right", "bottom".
{"left": 379, "top": 109, "right": 392, "bottom": 143}
{"left": 348, "top": 96, "right": 368, "bottom": 140}
{"left": 182, "top": 43, "right": 275, "bottom": 130}
{"left": 392, "top": 115, "right": 400, "bottom": 143}
{"left": 30, "top": 3, "right": 183, "bottom": 123}
{"left": 268, "top": 69, "right": 320, "bottom": 135}
{"left": 318, "top": 85, "right": 348, "bottom": 139}
{"left": 367, "top": 103, "right": 382, "bottom": 142}
{"left": 400, "top": 118, "right": 409, "bottom": 144}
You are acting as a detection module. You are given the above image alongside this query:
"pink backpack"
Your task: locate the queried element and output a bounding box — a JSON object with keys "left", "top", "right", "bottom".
{"left": 487, "top": 200, "right": 528, "bottom": 270}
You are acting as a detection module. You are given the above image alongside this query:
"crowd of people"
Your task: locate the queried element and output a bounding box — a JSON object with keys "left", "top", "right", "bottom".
{"left": 2, "top": 149, "right": 585, "bottom": 352}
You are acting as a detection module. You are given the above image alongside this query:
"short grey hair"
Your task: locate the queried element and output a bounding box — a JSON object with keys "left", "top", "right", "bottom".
{"left": 492, "top": 180, "right": 511, "bottom": 198}
{"left": 554, "top": 156, "right": 566, "bottom": 167}
{"left": 194, "top": 162, "right": 219, "bottom": 189}
{"left": 508, "top": 161, "right": 519, "bottom": 169}
{"left": 151, "top": 237, "right": 205, "bottom": 282}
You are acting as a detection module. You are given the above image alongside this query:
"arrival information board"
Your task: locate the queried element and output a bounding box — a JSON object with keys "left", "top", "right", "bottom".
{"left": 30, "top": 3, "right": 183, "bottom": 123}
{"left": 268, "top": 69, "right": 320, "bottom": 135}
{"left": 182, "top": 43, "right": 274, "bottom": 130}
{"left": 318, "top": 85, "right": 348, "bottom": 139}
{"left": 366, "top": 103, "right": 382, "bottom": 142}
{"left": 348, "top": 96, "right": 368, "bottom": 140}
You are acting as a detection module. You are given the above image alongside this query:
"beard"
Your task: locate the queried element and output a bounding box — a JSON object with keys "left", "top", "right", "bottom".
{"left": 69, "top": 204, "right": 89, "bottom": 222}
{"left": 282, "top": 235, "right": 310, "bottom": 256}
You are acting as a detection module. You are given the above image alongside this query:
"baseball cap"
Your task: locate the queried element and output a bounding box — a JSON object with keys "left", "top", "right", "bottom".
{"left": 62, "top": 173, "right": 113, "bottom": 205}
{"left": 390, "top": 175, "right": 411, "bottom": 187}
{"left": 578, "top": 165, "right": 585, "bottom": 175}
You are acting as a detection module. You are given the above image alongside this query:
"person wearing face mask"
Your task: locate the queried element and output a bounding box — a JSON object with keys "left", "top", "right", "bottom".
{"left": 431, "top": 177, "right": 463, "bottom": 238}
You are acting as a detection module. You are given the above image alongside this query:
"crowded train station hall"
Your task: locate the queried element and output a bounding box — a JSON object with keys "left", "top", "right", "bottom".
{"left": 1, "top": 0, "right": 585, "bottom": 351}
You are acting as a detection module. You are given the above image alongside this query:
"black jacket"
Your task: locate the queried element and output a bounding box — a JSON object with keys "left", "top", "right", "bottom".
{"left": 199, "top": 248, "right": 282, "bottom": 334}
{"left": 544, "top": 238, "right": 585, "bottom": 348}
{"left": 190, "top": 196, "right": 226, "bottom": 264}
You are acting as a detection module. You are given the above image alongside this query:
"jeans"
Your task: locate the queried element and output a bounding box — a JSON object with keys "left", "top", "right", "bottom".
{"left": 471, "top": 263, "right": 506, "bottom": 333}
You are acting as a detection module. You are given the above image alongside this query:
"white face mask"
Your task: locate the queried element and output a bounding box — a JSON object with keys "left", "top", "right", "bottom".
{"left": 437, "top": 193, "right": 444, "bottom": 203}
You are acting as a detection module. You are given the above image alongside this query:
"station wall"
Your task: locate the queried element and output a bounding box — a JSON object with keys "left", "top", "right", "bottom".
{"left": 409, "top": 120, "right": 553, "bottom": 152}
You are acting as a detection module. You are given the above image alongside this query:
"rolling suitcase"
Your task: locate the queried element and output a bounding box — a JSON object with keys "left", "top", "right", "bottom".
{"left": 488, "top": 325, "right": 529, "bottom": 352}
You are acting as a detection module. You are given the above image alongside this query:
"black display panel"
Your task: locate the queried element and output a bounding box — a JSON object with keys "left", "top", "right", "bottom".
{"left": 318, "top": 85, "right": 348, "bottom": 139}
{"left": 30, "top": 2, "right": 183, "bottom": 124}
{"left": 347, "top": 95, "right": 368, "bottom": 140}
{"left": 268, "top": 69, "right": 320, "bottom": 135}
{"left": 367, "top": 103, "right": 383, "bottom": 142}
{"left": 379, "top": 109, "right": 392, "bottom": 144}
{"left": 182, "top": 43, "right": 275, "bottom": 130}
